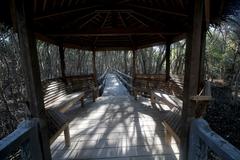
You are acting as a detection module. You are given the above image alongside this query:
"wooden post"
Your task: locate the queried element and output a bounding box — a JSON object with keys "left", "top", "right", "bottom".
{"left": 165, "top": 42, "right": 171, "bottom": 81}
{"left": 64, "top": 126, "right": 70, "bottom": 147}
{"left": 132, "top": 50, "right": 136, "bottom": 78}
{"left": 132, "top": 49, "right": 136, "bottom": 96}
{"left": 124, "top": 50, "right": 128, "bottom": 74}
{"left": 199, "top": 25, "right": 207, "bottom": 89}
{"left": 180, "top": 0, "right": 205, "bottom": 159}
{"left": 59, "top": 43, "right": 66, "bottom": 82}
{"left": 10, "top": 0, "right": 51, "bottom": 159}
{"left": 92, "top": 50, "right": 97, "bottom": 101}
{"left": 92, "top": 50, "right": 97, "bottom": 78}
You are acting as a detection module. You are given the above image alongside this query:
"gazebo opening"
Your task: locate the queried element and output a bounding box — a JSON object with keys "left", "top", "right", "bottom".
{"left": 0, "top": 0, "right": 240, "bottom": 160}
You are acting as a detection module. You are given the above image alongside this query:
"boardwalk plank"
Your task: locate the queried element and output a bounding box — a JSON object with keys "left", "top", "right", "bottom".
{"left": 51, "top": 74, "right": 179, "bottom": 160}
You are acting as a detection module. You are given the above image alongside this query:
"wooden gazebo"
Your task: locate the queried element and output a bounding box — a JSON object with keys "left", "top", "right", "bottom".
{"left": 0, "top": 0, "right": 239, "bottom": 160}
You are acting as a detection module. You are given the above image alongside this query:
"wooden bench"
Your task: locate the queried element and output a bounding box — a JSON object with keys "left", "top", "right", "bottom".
{"left": 42, "top": 79, "right": 86, "bottom": 147}
{"left": 66, "top": 75, "right": 98, "bottom": 102}
{"left": 133, "top": 74, "right": 166, "bottom": 98}
{"left": 151, "top": 91, "right": 182, "bottom": 143}
{"left": 43, "top": 79, "right": 85, "bottom": 111}
{"left": 46, "top": 109, "right": 70, "bottom": 146}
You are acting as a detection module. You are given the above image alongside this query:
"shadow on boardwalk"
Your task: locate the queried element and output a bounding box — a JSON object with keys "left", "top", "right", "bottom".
{"left": 51, "top": 74, "right": 180, "bottom": 160}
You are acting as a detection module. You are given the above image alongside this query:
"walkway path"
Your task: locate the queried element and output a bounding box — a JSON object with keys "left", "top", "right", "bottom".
{"left": 51, "top": 74, "right": 180, "bottom": 160}
{"left": 102, "top": 74, "right": 130, "bottom": 96}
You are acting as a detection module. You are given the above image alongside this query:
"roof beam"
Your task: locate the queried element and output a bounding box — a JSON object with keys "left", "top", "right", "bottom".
{"left": 45, "top": 28, "right": 184, "bottom": 37}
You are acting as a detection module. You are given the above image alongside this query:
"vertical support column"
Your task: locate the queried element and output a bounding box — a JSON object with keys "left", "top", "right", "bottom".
{"left": 92, "top": 50, "right": 97, "bottom": 83}
{"left": 132, "top": 50, "right": 136, "bottom": 78}
{"left": 124, "top": 50, "right": 128, "bottom": 74}
{"left": 180, "top": 0, "right": 205, "bottom": 159}
{"left": 92, "top": 50, "right": 97, "bottom": 101}
{"left": 165, "top": 42, "right": 171, "bottom": 81}
{"left": 59, "top": 43, "right": 66, "bottom": 82}
{"left": 10, "top": 0, "right": 51, "bottom": 159}
{"left": 199, "top": 26, "right": 207, "bottom": 89}
{"left": 132, "top": 49, "right": 136, "bottom": 97}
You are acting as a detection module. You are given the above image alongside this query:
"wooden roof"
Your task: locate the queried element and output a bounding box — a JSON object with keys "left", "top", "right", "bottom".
{"left": 0, "top": 0, "right": 238, "bottom": 50}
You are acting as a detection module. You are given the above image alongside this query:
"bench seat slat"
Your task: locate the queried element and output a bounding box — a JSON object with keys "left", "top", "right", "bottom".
{"left": 151, "top": 91, "right": 182, "bottom": 143}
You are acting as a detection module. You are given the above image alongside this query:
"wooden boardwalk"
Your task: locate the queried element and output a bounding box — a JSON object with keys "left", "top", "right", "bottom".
{"left": 51, "top": 74, "right": 180, "bottom": 160}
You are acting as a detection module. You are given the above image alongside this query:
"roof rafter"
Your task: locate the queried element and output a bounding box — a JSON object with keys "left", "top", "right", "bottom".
{"left": 131, "top": 11, "right": 160, "bottom": 24}
{"left": 34, "top": 5, "right": 100, "bottom": 20}
{"left": 65, "top": 11, "right": 97, "bottom": 29}
{"left": 78, "top": 13, "right": 100, "bottom": 29}
{"left": 127, "top": 12, "right": 148, "bottom": 27}
{"left": 126, "top": 4, "right": 188, "bottom": 17}
{"left": 119, "top": 12, "right": 134, "bottom": 46}
{"left": 43, "top": 0, "right": 47, "bottom": 11}
{"left": 93, "top": 12, "right": 110, "bottom": 45}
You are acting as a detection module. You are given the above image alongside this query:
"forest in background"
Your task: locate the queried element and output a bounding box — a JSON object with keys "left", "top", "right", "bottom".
{"left": 1, "top": 13, "right": 240, "bottom": 149}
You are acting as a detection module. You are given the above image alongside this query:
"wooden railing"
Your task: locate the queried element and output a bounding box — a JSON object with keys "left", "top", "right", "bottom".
{"left": 0, "top": 119, "right": 43, "bottom": 160}
{"left": 113, "top": 69, "right": 133, "bottom": 93}
{"left": 189, "top": 118, "right": 240, "bottom": 160}
{"left": 97, "top": 69, "right": 109, "bottom": 96}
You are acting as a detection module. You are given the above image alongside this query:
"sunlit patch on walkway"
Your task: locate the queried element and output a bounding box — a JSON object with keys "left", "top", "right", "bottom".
{"left": 51, "top": 74, "right": 180, "bottom": 159}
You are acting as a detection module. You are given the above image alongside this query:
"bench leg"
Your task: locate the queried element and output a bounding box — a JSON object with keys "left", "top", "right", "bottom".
{"left": 151, "top": 94, "right": 155, "bottom": 104}
{"left": 64, "top": 125, "right": 70, "bottom": 147}
{"left": 134, "top": 90, "right": 137, "bottom": 100}
{"left": 80, "top": 97, "right": 84, "bottom": 107}
{"left": 92, "top": 91, "right": 96, "bottom": 102}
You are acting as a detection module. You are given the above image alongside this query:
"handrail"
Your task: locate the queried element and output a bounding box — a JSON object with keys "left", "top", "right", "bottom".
{"left": 189, "top": 118, "right": 240, "bottom": 160}
{"left": 113, "top": 69, "right": 132, "bottom": 81}
{"left": 97, "top": 68, "right": 109, "bottom": 96}
{"left": 97, "top": 68, "right": 108, "bottom": 84}
{"left": 0, "top": 119, "right": 43, "bottom": 160}
{"left": 113, "top": 69, "right": 133, "bottom": 94}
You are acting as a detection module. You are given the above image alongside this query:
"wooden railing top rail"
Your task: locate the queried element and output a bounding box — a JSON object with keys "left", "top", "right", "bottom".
{"left": 116, "top": 74, "right": 133, "bottom": 88}
{"left": 0, "top": 119, "right": 42, "bottom": 160}
{"left": 189, "top": 119, "right": 240, "bottom": 160}
{"left": 113, "top": 69, "right": 132, "bottom": 80}
{"left": 65, "top": 74, "right": 94, "bottom": 80}
{"left": 135, "top": 74, "right": 166, "bottom": 80}
{"left": 97, "top": 69, "right": 108, "bottom": 82}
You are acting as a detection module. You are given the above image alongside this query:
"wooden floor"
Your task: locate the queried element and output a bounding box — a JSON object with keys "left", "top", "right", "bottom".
{"left": 51, "top": 74, "right": 180, "bottom": 160}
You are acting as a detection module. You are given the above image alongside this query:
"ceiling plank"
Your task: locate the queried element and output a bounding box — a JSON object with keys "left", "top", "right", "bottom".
{"left": 43, "top": 0, "right": 47, "bottom": 11}
{"left": 78, "top": 13, "right": 100, "bottom": 29}
{"left": 68, "top": 0, "right": 73, "bottom": 7}
{"left": 34, "top": 0, "right": 37, "bottom": 13}
{"left": 178, "top": 0, "right": 185, "bottom": 9}
{"left": 65, "top": 11, "right": 97, "bottom": 28}
{"left": 34, "top": 5, "right": 100, "bottom": 20}
{"left": 93, "top": 12, "right": 110, "bottom": 45}
{"left": 128, "top": 12, "right": 148, "bottom": 27}
{"left": 119, "top": 12, "right": 134, "bottom": 46}
{"left": 60, "top": 0, "right": 65, "bottom": 7}
{"left": 127, "top": 4, "right": 188, "bottom": 17}
{"left": 131, "top": 11, "right": 160, "bottom": 23}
